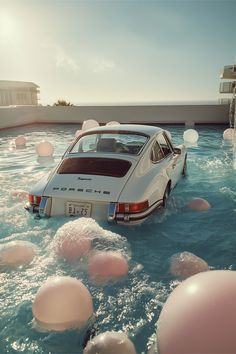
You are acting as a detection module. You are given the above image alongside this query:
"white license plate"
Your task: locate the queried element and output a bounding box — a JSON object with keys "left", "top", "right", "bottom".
{"left": 66, "top": 202, "right": 91, "bottom": 217}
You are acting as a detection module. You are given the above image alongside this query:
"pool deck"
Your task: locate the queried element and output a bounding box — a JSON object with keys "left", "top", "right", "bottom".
{"left": 0, "top": 104, "right": 229, "bottom": 130}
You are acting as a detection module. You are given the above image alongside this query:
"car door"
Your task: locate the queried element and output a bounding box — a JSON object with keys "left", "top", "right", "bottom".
{"left": 156, "top": 132, "right": 179, "bottom": 188}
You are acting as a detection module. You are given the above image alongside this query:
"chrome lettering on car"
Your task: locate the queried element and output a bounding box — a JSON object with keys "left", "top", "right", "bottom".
{"left": 52, "top": 187, "right": 111, "bottom": 195}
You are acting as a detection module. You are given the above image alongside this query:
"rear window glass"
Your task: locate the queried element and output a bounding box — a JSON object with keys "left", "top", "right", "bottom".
{"left": 69, "top": 132, "right": 148, "bottom": 155}
{"left": 57, "top": 157, "right": 132, "bottom": 177}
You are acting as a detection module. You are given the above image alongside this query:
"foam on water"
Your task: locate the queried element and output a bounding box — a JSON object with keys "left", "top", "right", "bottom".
{"left": 0, "top": 124, "right": 235, "bottom": 353}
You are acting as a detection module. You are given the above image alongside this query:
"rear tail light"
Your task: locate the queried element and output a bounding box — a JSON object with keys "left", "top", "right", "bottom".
{"left": 117, "top": 200, "right": 149, "bottom": 214}
{"left": 28, "top": 194, "right": 42, "bottom": 205}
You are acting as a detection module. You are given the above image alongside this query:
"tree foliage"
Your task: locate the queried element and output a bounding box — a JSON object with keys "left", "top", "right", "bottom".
{"left": 53, "top": 99, "right": 74, "bottom": 106}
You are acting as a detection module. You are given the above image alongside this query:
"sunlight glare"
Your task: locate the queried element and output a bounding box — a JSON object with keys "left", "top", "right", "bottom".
{"left": 0, "top": 12, "right": 16, "bottom": 40}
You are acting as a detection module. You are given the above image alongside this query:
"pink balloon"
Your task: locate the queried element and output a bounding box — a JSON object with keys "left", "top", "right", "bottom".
{"left": 0, "top": 240, "right": 36, "bottom": 268}
{"left": 83, "top": 331, "right": 137, "bottom": 354}
{"left": 55, "top": 236, "right": 91, "bottom": 261}
{"left": 169, "top": 251, "right": 209, "bottom": 280}
{"left": 87, "top": 251, "right": 129, "bottom": 285}
{"left": 186, "top": 198, "right": 211, "bottom": 211}
{"left": 158, "top": 270, "right": 236, "bottom": 353}
{"left": 53, "top": 218, "right": 102, "bottom": 261}
{"left": 15, "top": 135, "right": 27, "bottom": 147}
{"left": 35, "top": 141, "right": 54, "bottom": 157}
{"left": 32, "top": 276, "right": 93, "bottom": 331}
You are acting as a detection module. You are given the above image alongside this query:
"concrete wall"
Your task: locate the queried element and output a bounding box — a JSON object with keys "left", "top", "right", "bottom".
{"left": 0, "top": 104, "right": 229, "bottom": 130}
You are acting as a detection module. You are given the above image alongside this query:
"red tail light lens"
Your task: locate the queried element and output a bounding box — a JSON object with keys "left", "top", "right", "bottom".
{"left": 28, "top": 194, "right": 42, "bottom": 205}
{"left": 117, "top": 200, "right": 149, "bottom": 213}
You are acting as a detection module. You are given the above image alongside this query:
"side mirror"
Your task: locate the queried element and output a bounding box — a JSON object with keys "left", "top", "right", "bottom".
{"left": 174, "top": 147, "right": 181, "bottom": 155}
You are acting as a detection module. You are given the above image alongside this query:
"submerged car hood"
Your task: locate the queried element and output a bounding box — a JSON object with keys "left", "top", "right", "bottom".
{"left": 42, "top": 156, "right": 138, "bottom": 202}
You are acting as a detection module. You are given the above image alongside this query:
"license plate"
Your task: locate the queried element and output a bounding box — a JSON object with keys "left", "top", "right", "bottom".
{"left": 66, "top": 202, "right": 91, "bottom": 217}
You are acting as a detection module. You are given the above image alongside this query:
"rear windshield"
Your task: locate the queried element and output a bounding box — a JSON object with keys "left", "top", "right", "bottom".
{"left": 69, "top": 132, "right": 148, "bottom": 155}
{"left": 57, "top": 157, "right": 132, "bottom": 177}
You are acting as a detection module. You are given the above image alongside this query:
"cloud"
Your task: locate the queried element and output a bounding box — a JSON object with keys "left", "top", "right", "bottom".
{"left": 41, "top": 40, "right": 79, "bottom": 74}
{"left": 89, "top": 58, "right": 115, "bottom": 73}
{"left": 56, "top": 49, "right": 79, "bottom": 73}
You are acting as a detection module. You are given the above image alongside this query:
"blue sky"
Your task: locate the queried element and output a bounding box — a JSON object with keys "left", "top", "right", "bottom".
{"left": 0, "top": 0, "right": 235, "bottom": 105}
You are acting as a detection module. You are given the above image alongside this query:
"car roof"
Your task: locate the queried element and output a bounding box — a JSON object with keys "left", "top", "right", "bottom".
{"left": 81, "top": 124, "right": 163, "bottom": 137}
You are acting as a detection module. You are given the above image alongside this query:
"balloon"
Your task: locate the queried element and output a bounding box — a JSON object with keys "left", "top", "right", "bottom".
{"left": 35, "top": 141, "right": 54, "bottom": 157}
{"left": 0, "top": 240, "right": 36, "bottom": 269}
{"left": 53, "top": 218, "right": 103, "bottom": 261}
{"left": 15, "top": 135, "right": 27, "bottom": 147}
{"left": 183, "top": 129, "right": 199, "bottom": 144}
{"left": 32, "top": 276, "right": 93, "bottom": 331}
{"left": 169, "top": 251, "right": 209, "bottom": 280}
{"left": 187, "top": 197, "right": 211, "bottom": 211}
{"left": 83, "top": 331, "right": 137, "bottom": 354}
{"left": 82, "top": 119, "right": 99, "bottom": 131}
{"left": 223, "top": 128, "right": 234, "bottom": 141}
{"left": 106, "top": 121, "right": 120, "bottom": 126}
{"left": 87, "top": 251, "right": 129, "bottom": 285}
{"left": 158, "top": 270, "right": 236, "bottom": 354}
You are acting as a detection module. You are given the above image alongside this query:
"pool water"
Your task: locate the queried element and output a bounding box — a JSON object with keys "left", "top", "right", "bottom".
{"left": 0, "top": 123, "right": 235, "bottom": 354}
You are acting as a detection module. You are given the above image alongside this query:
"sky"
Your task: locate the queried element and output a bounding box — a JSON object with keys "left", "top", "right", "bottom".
{"left": 0, "top": 0, "right": 235, "bottom": 105}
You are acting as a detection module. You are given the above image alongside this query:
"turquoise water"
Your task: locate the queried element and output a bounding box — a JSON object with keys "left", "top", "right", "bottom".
{"left": 0, "top": 123, "right": 235, "bottom": 354}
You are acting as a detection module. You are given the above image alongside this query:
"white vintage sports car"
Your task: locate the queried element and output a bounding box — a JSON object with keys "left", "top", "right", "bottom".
{"left": 25, "top": 124, "right": 187, "bottom": 225}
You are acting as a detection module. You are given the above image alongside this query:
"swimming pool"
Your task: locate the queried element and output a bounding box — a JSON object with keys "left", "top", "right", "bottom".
{"left": 0, "top": 123, "right": 235, "bottom": 354}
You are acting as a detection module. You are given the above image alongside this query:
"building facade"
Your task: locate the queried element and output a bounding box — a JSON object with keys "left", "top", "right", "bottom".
{"left": 0, "top": 80, "right": 39, "bottom": 106}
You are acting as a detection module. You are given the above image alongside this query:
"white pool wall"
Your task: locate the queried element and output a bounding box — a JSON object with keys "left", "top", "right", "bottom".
{"left": 0, "top": 104, "right": 229, "bottom": 130}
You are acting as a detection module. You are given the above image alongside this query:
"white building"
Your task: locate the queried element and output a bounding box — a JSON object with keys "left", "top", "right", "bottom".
{"left": 0, "top": 80, "right": 39, "bottom": 106}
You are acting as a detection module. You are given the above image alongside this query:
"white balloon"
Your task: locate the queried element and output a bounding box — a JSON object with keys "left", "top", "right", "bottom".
{"left": 183, "top": 129, "right": 199, "bottom": 144}
{"left": 223, "top": 128, "right": 234, "bottom": 141}
{"left": 83, "top": 331, "right": 137, "bottom": 354}
{"left": 35, "top": 141, "right": 54, "bottom": 157}
{"left": 106, "top": 121, "right": 120, "bottom": 126}
{"left": 15, "top": 135, "right": 27, "bottom": 147}
{"left": 0, "top": 240, "right": 36, "bottom": 269}
{"left": 32, "top": 276, "right": 93, "bottom": 332}
{"left": 82, "top": 119, "right": 99, "bottom": 131}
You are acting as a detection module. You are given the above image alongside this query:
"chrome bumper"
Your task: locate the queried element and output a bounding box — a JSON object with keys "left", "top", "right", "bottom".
{"left": 25, "top": 197, "right": 51, "bottom": 217}
{"left": 107, "top": 199, "right": 163, "bottom": 225}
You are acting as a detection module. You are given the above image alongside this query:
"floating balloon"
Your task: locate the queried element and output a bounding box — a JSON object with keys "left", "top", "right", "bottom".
{"left": 82, "top": 119, "right": 99, "bottom": 131}
{"left": 83, "top": 331, "right": 137, "bottom": 354}
{"left": 35, "top": 141, "right": 54, "bottom": 157}
{"left": 187, "top": 197, "right": 211, "bottom": 211}
{"left": 53, "top": 218, "right": 103, "bottom": 261}
{"left": 32, "top": 276, "right": 93, "bottom": 332}
{"left": 169, "top": 251, "right": 209, "bottom": 280}
{"left": 15, "top": 135, "right": 27, "bottom": 147}
{"left": 158, "top": 270, "right": 236, "bottom": 354}
{"left": 0, "top": 240, "right": 36, "bottom": 269}
{"left": 10, "top": 189, "right": 28, "bottom": 201}
{"left": 183, "top": 129, "right": 199, "bottom": 144}
{"left": 106, "top": 121, "right": 120, "bottom": 126}
{"left": 223, "top": 128, "right": 234, "bottom": 141}
{"left": 87, "top": 251, "right": 129, "bottom": 285}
